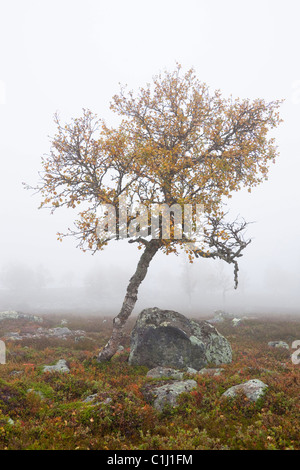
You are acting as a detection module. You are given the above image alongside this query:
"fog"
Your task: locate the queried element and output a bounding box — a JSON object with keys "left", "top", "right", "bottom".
{"left": 0, "top": 0, "right": 299, "bottom": 317}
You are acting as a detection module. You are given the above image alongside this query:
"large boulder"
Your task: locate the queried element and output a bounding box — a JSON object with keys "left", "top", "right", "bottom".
{"left": 128, "top": 307, "right": 232, "bottom": 369}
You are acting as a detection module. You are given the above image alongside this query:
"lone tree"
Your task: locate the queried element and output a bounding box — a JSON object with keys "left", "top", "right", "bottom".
{"left": 27, "top": 65, "right": 282, "bottom": 361}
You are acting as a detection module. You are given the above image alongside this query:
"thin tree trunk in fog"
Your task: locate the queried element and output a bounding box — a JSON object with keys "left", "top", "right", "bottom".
{"left": 97, "top": 240, "right": 160, "bottom": 362}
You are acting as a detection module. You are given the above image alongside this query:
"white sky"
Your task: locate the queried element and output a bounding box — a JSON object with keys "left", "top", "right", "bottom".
{"left": 0, "top": 0, "right": 299, "bottom": 314}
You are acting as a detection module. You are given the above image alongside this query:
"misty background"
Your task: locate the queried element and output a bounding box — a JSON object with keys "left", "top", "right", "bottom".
{"left": 0, "top": 0, "right": 299, "bottom": 317}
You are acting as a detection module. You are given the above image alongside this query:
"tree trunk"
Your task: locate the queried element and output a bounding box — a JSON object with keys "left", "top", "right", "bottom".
{"left": 97, "top": 240, "right": 160, "bottom": 362}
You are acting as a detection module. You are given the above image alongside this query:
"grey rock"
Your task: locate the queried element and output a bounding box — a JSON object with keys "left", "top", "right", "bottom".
{"left": 42, "top": 359, "right": 70, "bottom": 374}
{"left": 186, "top": 367, "right": 198, "bottom": 375}
{"left": 143, "top": 379, "right": 197, "bottom": 412}
{"left": 129, "top": 307, "right": 232, "bottom": 370}
{"left": 222, "top": 379, "right": 268, "bottom": 402}
{"left": 146, "top": 367, "right": 184, "bottom": 380}
{"left": 268, "top": 341, "right": 289, "bottom": 350}
{"left": 51, "top": 327, "right": 73, "bottom": 337}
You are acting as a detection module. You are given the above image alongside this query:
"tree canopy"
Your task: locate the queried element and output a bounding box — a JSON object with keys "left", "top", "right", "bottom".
{"left": 28, "top": 64, "right": 282, "bottom": 360}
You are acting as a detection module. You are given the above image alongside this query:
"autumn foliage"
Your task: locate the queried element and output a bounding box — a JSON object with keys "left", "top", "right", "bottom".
{"left": 35, "top": 65, "right": 281, "bottom": 257}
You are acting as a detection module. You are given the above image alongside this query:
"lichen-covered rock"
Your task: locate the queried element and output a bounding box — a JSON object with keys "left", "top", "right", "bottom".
{"left": 146, "top": 367, "right": 184, "bottom": 380}
{"left": 142, "top": 379, "right": 197, "bottom": 412}
{"left": 129, "top": 307, "right": 232, "bottom": 369}
{"left": 222, "top": 379, "right": 268, "bottom": 402}
{"left": 42, "top": 359, "right": 70, "bottom": 374}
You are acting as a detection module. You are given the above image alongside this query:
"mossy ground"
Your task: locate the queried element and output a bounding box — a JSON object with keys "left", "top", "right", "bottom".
{"left": 0, "top": 314, "right": 299, "bottom": 450}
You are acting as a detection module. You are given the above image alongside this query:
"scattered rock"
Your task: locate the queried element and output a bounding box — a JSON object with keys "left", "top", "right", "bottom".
{"left": 268, "top": 341, "right": 289, "bottom": 350}
{"left": 3, "top": 326, "right": 86, "bottom": 341}
{"left": 42, "top": 359, "right": 70, "bottom": 374}
{"left": 222, "top": 379, "right": 268, "bottom": 402}
{"left": 146, "top": 367, "right": 184, "bottom": 380}
{"left": 4, "top": 332, "right": 22, "bottom": 341}
{"left": 199, "top": 367, "right": 224, "bottom": 376}
{"left": 129, "top": 307, "right": 232, "bottom": 370}
{"left": 0, "top": 311, "right": 43, "bottom": 323}
{"left": 117, "top": 345, "right": 125, "bottom": 352}
{"left": 142, "top": 379, "right": 197, "bottom": 412}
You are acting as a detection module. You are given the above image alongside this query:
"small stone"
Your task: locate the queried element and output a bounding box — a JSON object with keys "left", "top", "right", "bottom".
{"left": 143, "top": 379, "right": 197, "bottom": 412}
{"left": 9, "top": 370, "right": 24, "bottom": 377}
{"left": 102, "top": 397, "right": 112, "bottom": 405}
{"left": 222, "top": 379, "right": 268, "bottom": 402}
{"left": 42, "top": 359, "right": 70, "bottom": 374}
{"left": 83, "top": 394, "right": 100, "bottom": 404}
